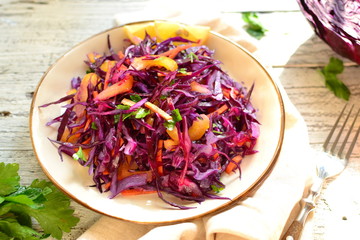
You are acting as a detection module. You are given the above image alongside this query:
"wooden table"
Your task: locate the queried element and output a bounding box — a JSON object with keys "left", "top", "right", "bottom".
{"left": 1, "top": 0, "right": 359, "bottom": 239}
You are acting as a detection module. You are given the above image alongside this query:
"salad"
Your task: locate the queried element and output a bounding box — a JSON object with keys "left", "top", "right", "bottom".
{"left": 41, "top": 32, "right": 260, "bottom": 209}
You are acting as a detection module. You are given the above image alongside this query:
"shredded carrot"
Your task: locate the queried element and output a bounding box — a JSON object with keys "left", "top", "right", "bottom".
{"left": 225, "top": 155, "right": 242, "bottom": 174}
{"left": 117, "top": 155, "right": 131, "bottom": 180}
{"left": 212, "top": 143, "right": 219, "bottom": 160}
{"left": 67, "top": 132, "right": 81, "bottom": 143}
{"left": 156, "top": 140, "right": 164, "bottom": 175}
{"left": 119, "top": 137, "right": 124, "bottom": 147}
{"left": 103, "top": 168, "right": 110, "bottom": 175}
{"left": 144, "top": 102, "right": 172, "bottom": 121}
{"left": 60, "top": 128, "right": 70, "bottom": 142}
{"left": 121, "top": 98, "right": 136, "bottom": 106}
{"left": 83, "top": 117, "right": 92, "bottom": 131}
{"left": 160, "top": 44, "right": 194, "bottom": 59}
{"left": 222, "top": 88, "right": 240, "bottom": 99}
{"left": 81, "top": 137, "right": 92, "bottom": 145}
{"left": 207, "top": 104, "right": 229, "bottom": 117}
{"left": 190, "top": 81, "right": 211, "bottom": 94}
{"left": 121, "top": 98, "right": 173, "bottom": 121}
{"left": 121, "top": 189, "right": 156, "bottom": 196}
{"left": 118, "top": 50, "right": 125, "bottom": 59}
{"left": 104, "top": 182, "right": 111, "bottom": 190}
{"left": 104, "top": 68, "right": 112, "bottom": 89}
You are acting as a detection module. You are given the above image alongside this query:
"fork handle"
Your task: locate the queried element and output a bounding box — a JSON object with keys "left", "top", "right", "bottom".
{"left": 282, "top": 178, "right": 324, "bottom": 240}
{"left": 281, "top": 200, "right": 314, "bottom": 240}
{"left": 282, "top": 220, "right": 303, "bottom": 240}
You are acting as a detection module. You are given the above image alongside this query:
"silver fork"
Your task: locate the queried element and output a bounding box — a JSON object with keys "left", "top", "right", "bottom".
{"left": 282, "top": 104, "right": 360, "bottom": 240}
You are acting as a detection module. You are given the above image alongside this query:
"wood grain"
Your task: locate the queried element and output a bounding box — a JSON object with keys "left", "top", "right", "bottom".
{"left": 1, "top": 1, "right": 359, "bottom": 239}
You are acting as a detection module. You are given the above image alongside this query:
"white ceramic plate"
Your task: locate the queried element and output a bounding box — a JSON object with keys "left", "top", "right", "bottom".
{"left": 30, "top": 22, "right": 285, "bottom": 224}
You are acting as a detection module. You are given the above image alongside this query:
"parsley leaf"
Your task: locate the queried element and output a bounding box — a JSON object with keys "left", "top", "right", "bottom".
{"left": 0, "top": 218, "right": 43, "bottom": 240}
{"left": 122, "top": 107, "right": 150, "bottom": 120}
{"left": 23, "top": 179, "right": 80, "bottom": 239}
{"left": 91, "top": 122, "right": 98, "bottom": 130}
{"left": 85, "top": 68, "right": 94, "bottom": 74}
{"left": 134, "top": 108, "right": 150, "bottom": 119}
{"left": 72, "top": 147, "right": 87, "bottom": 162}
{"left": 211, "top": 185, "right": 224, "bottom": 193}
{"left": 178, "top": 68, "right": 187, "bottom": 74}
{"left": 164, "top": 109, "right": 183, "bottom": 131}
{"left": 0, "top": 163, "right": 20, "bottom": 196}
{"left": 130, "top": 94, "right": 142, "bottom": 102}
{"left": 116, "top": 104, "right": 131, "bottom": 110}
{"left": 163, "top": 120, "right": 176, "bottom": 131}
{"left": 320, "top": 57, "right": 350, "bottom": 100}
{"left": 171, "top": 109, "right": 182, "bottom": 122}
{"left": 242, "top": 12, "right": 267, "bottom": 39}
{"left": 0, "top": 163, "right": 79, "bottom": 240}
{"left": 187, "top": 52, "right": 198, "bottom": 63}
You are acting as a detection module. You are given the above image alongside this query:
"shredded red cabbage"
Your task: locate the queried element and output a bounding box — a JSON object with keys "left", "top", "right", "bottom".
{"left": 41, "top": 34, "right": 260, "bottom": 209}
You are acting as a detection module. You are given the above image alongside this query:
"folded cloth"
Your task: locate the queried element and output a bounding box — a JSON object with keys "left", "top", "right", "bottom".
{"left": 78, "top": 3, "right": 315, "bottom": 240}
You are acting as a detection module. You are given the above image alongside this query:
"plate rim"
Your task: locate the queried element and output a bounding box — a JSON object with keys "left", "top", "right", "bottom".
{"left": 29, "top": 21, "right": 285, "bottom": 225}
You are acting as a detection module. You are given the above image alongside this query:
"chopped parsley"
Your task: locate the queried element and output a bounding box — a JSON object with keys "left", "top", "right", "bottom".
{"left": 242, "top": 12, "right": 267, "bottom": 39}
{"left": 72, "top": 147, "right": 87, "bottom": 162}
{"left": 320, "top": 57, "right": 350, "bottom": 100}
{"left": 164, "top": 109, "right": 183, "bottom": 131}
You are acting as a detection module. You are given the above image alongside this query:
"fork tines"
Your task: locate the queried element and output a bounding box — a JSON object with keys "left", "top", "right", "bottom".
{"left": 323, "top": 104, "right": 360, "bottom": 160}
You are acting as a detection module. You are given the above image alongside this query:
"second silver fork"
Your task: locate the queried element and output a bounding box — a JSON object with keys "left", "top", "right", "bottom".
{"left": 282, "top": 104, "right": 360, "bottom": 240}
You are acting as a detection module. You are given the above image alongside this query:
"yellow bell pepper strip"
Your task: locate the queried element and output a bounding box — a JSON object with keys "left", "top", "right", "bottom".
{"left": 121, "top": 98, "right": 173, "bottom": 121}
{"left": 100, "top": 60, "right": 116, "bottom": 73}
{"left": 95, "top": 72, "right": 134, "bottom": 101}
{"left": 87, "top": 52, "right": 101, "bottom": 63}
{"left": 131, "top": 55, "right": 178, "bottom": 71}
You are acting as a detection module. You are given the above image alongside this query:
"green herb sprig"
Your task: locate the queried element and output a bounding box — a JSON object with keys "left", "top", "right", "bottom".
{"left": 0, "top": 162, "right": 79, "bottom": 240}
{"left": 320, "top": 57, "right": 350, "bottom": 101}
{"left": 242, "top": 12, "right": 267, "bottom": 39}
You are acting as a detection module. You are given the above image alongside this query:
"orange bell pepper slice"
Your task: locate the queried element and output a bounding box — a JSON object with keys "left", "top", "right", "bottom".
{"left": 188, "top": 114, "right": 210, "bottom": 141}
{"left": 73, "top": 73, "right": 100, "bottom": 117}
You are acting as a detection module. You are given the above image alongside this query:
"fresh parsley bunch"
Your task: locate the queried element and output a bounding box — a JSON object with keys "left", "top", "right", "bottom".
{"left": 0, "top": 162, "right": 79, "bottom": 240}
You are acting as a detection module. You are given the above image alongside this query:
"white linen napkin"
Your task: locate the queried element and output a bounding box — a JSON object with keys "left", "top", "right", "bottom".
{"left": 78, "top": 3, "right": 315, "bottom": 239}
